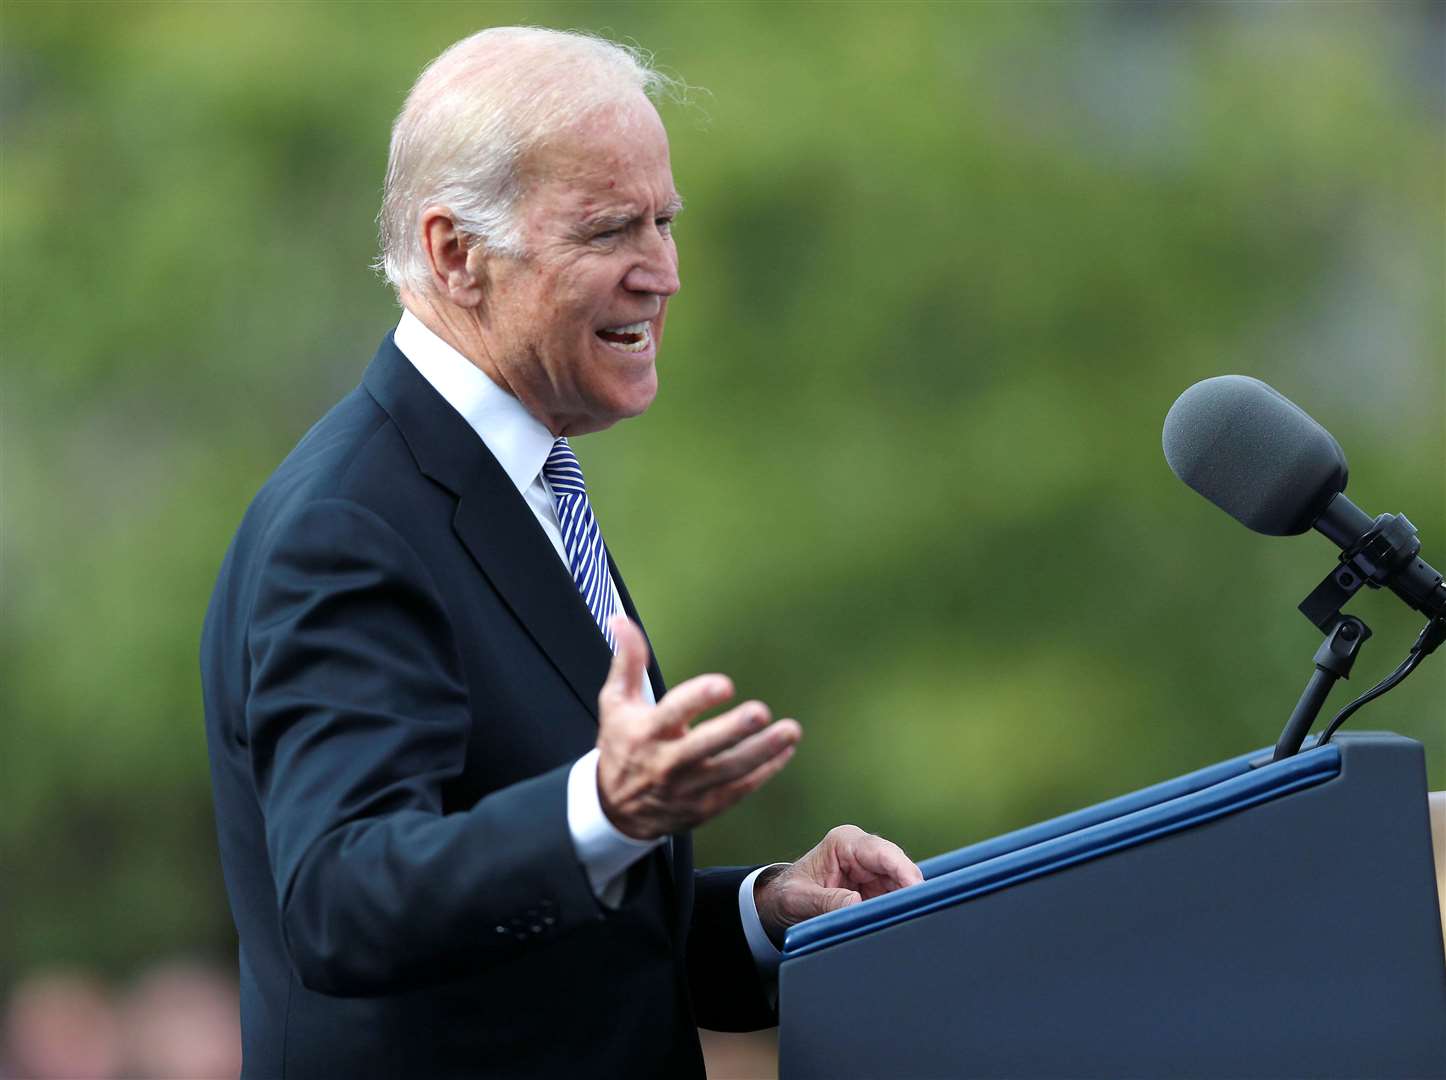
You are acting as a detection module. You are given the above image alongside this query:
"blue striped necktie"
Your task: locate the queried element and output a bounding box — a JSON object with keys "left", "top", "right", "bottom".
{"left": 542, "top": 438, "right": 619, "bottom": 652}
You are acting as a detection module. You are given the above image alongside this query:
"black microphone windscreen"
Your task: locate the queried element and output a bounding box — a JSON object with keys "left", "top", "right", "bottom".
{"left": 1162, "top": 375, "right": 1349, "bottom": 536}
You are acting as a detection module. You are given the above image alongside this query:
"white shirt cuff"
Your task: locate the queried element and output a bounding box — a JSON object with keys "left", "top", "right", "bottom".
{"left": 739, "top": 863, "right": 788, "bottom": 997}
{"left": 567, "top": 748, "right": 661, "bottom": 908}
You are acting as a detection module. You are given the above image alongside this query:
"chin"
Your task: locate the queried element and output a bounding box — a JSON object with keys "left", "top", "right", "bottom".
{"left": 616, "top": 382, "right": 659, "bottom": 422}
{"left": 567, "top": 376, "right": 657, "bottom": 436}
{"left": 620, "top": 358, "right": 659, "bottom": 407}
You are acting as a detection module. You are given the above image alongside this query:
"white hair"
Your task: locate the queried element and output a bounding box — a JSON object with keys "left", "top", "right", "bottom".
{"left": 376, "top": 26, "right": 679, "bottom": 296}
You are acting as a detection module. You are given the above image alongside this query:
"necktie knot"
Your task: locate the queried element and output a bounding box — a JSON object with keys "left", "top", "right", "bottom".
{"left": 542, "top": 438, "right": 587, "bottom": 498}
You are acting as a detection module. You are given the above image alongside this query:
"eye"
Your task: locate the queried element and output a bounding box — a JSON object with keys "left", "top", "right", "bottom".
{"left": 656, "top": 217, "right": 674, "bottom": 235}
{"left": 592, "top": 227, "right": 623, "bottom": 242}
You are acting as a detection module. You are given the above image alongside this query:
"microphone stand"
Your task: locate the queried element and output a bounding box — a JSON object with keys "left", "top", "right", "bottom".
{"left": 1272, "top": 503, "right": 1446, "bottom": 761}
{"left": 1273, "top": 613, "right": 1369, "bottom": 761}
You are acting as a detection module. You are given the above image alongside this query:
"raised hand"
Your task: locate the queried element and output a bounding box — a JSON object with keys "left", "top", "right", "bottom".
{"left": 595, "top": 615, "right": 802, "bottom": 840}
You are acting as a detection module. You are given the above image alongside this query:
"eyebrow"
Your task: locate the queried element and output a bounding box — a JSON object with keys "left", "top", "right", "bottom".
{"left": 581, "top": 196, "right": 685, "bottom": 231}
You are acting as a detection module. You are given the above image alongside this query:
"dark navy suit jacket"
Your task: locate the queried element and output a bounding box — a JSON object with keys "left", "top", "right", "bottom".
{"left": 200, "top": 333, "right": 774, "bottom": 1078}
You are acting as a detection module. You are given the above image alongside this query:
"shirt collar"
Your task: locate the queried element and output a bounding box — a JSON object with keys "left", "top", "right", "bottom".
{"left": 392, "top": 308, "right": 556, "bottom": 496}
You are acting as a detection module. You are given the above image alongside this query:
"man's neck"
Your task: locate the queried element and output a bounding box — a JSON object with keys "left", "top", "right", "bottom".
{"left": 398, "top": 289, "right": 582, "bottom": 437}
{"left": 399, "top": 290, "right": 498, "bottom": 381}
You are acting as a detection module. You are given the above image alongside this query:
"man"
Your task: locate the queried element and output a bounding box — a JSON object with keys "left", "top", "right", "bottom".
{"left": 201, "top": 26, "right": 922, "bottom": 1078}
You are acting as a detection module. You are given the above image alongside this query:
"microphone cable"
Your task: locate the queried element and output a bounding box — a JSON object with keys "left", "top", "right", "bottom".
{"left": 1316, "top": 616, "right": 1446, "bottom": 746}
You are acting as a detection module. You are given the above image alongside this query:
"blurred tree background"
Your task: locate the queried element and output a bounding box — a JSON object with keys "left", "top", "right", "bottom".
{"left": 2, "top": 0, "right": 1442, "bottom": 1013}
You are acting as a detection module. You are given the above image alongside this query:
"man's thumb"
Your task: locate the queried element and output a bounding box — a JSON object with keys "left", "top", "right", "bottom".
{"left": 813, "top": 887, "right": 863, "bottom": 915}
{"left": 604, "top": 615, "right": 648, "bottom": 701}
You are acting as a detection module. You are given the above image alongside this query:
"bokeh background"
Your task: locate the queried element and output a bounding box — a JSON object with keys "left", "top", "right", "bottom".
{"left": 3, "top": 1, "right": 1442, "bottom": 1076}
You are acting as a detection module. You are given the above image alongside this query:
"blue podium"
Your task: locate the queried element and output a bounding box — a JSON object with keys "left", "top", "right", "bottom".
{"left": 778, "top": 732, "right": 1446, "bottom": 1078}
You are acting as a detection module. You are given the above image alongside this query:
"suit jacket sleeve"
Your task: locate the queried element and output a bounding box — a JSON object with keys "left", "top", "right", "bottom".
{"left": 246, "top": 497, "right": 603, "bottom": 996}
{"left": 688, "top": 866, "right": 779, "bottom": 1031}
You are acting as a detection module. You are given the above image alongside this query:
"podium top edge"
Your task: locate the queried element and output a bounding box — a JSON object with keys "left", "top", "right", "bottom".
{"left": 782, "top": 741, "right": 1348, "bottom": 960}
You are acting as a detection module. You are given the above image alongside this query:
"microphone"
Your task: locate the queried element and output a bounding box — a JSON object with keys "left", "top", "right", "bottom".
{"left": 1163, "top": 375, "right": 1445, "bottom": 620}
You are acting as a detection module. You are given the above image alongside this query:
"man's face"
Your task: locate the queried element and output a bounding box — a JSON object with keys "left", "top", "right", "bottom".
{"left": 475, "top": 95, "right": 681, "bottom": 436}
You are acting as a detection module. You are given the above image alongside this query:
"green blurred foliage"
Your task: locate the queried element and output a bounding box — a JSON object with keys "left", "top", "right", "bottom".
{"left": 2, "top": 0, "right": 1441, "bottom": 986}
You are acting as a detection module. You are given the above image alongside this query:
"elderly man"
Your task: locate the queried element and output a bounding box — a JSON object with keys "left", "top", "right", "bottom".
{"left": 201, "top": 26, "right": 921, "bottom": 1078}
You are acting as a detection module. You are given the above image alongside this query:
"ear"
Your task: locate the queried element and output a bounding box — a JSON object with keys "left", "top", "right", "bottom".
{"left": 419, "top": 208, "right": 487, "bottom": 308}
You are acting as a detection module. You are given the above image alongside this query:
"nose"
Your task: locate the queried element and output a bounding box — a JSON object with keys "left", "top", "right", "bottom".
{"left": 623, "top": 230, "right": 680, "bottom": 297}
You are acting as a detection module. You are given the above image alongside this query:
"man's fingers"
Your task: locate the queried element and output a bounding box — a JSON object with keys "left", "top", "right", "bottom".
{"left": 671, "top": 701, "right": 775, "bottom": 762}
{"left": 844, "top": 833, "right": 925, "bottom": 890}
{"left": 707, "top": 740, "right": 797, "bottom": 812}
{"left": 652, "top": 671, "right": 735, "bottom": 733}
{"left": 686, "top": 717, "right": 802, "bottom": 787}
{"left": 602, "top": 615, "right": 650, "bottom": 705}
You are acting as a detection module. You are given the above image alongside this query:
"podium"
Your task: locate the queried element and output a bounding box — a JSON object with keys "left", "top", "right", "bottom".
{"left": 778, "top": 733, "right": 1446, "bottom": 1078}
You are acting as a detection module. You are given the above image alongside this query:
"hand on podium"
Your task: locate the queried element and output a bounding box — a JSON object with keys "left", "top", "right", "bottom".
{"left": 754, "top": 824, "right": 924, "bottom": 948}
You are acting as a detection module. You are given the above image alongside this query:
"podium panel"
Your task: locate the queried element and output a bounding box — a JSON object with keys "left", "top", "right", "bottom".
{"left": 779, "top": 734, "right": 1446, "bottom": 1079}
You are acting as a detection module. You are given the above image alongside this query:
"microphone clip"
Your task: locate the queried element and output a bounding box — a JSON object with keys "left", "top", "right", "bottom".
{"left": 1299, "top": 564, "right": 1366, "bottom": 634}
{"left": 1312, "top": 497, "right": 1445, "bottom": 620}
{"left": 1342, "top": 511, "right": 1423, "bottom": 588}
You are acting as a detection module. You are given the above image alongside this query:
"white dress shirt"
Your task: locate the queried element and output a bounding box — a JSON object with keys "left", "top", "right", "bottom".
{"left": 392, "top": 310, "right": 781, "bottom": 979}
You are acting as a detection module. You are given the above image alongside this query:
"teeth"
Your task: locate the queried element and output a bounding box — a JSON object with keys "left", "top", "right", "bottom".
{"left": 598, "top": 322, "right": 652, "bottom": 353}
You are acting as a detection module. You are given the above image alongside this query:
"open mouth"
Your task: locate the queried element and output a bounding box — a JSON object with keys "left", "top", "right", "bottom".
{"left": 595, "top": 321, "right": 653, "bottom": 353}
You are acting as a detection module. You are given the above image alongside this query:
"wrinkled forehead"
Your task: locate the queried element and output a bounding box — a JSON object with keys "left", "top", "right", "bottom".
{"left": 516, "top": 97, "right": 678, "bottom": 213}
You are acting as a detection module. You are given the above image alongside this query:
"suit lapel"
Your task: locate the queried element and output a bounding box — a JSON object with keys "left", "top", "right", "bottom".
{"left": 363, "top": 334, "right": 612, "bottom": 720}
{"left": 607, "top": 548, "right": 666, "bottom": 700}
